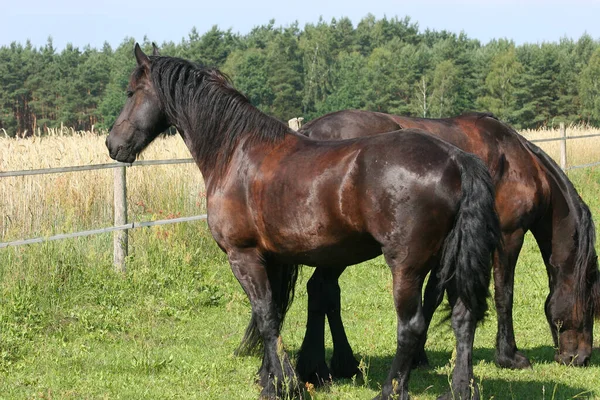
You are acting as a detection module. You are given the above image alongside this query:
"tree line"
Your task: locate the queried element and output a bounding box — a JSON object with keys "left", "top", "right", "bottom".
{"left": 1, "top": 14, "right": 600, "bottom": 137}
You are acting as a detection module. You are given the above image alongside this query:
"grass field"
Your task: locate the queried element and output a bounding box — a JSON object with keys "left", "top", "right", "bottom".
{"left": 1, "top": 127, "right": 600, "bottom": 399}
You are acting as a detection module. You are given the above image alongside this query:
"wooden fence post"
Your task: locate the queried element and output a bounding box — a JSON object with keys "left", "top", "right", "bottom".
{"left": 113, "top": 165, "right": 128, "bottom": 273}
{"left": 559, "top": 122, "right": 567, "bottom": 170}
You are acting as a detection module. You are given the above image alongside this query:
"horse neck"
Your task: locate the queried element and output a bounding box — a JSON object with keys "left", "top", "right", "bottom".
{"left": 178, "top": 108, "right": 292, "bottom": 189}
{"left": 525, "top": 139, "right": 597, "bottom": 292}
{"left": 532, "top": 188, "right": 579, "bottom": 274}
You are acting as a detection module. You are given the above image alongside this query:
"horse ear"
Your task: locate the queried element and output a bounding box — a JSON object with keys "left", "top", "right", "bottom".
{"left": 134, "top": 43, "right": 150, "bottom": 67}
{"left": 152, "top": 42, "right": 160, "bottom": 56}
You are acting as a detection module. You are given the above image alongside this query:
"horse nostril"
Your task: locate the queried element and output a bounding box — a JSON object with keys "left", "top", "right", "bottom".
{"left": 107, "top": 143, "right": 122, "bottom": 160}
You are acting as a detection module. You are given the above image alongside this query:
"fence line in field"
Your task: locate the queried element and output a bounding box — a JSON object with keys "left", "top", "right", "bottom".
{"left": 0, "top": 158, "right": 195, "bottom": 178}
{"left": 1, "top": 121, "right": 600, "bottom": 272}
{"left": 0, "top": 215, "right": 207, "bottom": 249}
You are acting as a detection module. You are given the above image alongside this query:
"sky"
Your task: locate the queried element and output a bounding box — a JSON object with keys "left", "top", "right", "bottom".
{"left": 1, "top": 0, "right": 600, "bottom": 51}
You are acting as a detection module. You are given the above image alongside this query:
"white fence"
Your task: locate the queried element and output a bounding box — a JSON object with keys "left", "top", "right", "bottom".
{"left": 1, "top": 121, "right": 600, "bottom": 273}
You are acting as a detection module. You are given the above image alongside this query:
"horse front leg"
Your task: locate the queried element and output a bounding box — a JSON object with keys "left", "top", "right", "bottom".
{"left": 228, "top": 249, "right": 300, "bottom": 399}
{"left": 296, "top": 266, "right": 360, "bottom": 384}
{"left": 493, "top": 230, "right": 531, "bottom": 369}
{"left": 324, "top": 266, "right": 361, "bottom": 380}
{"left": 296, "top": 267, "right": 332, "bottom": 385}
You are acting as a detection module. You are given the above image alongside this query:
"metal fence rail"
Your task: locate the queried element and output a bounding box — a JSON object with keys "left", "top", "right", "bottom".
{"left": 530, "top": 133, "right": 600, "bottom": 143}
{"left": 0, "top": 215, "right": 207, "bottom": 249}
{"left": 0, "top": 158, "right": 195, "bottom": 178}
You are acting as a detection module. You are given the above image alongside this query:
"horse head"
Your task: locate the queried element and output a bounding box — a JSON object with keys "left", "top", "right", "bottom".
{"left": 106, "top": 44, "right": 169, "bottom": 163}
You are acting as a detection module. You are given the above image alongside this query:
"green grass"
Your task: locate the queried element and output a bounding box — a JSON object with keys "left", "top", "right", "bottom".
{"left": 1, "top": 168, "right": 600, "bottom": 399}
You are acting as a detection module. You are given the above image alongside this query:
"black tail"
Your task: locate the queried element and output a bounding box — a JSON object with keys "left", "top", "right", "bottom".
{"left": 438, "top": 152, "right": 501, "bottom": 322}
{"left": 235, "top": 259, "right": 300, "bottom": 356}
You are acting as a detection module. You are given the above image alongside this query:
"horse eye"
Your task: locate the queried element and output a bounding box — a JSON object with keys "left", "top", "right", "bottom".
{"left": 126, "top": 90, "right": 134, "bottom": 98}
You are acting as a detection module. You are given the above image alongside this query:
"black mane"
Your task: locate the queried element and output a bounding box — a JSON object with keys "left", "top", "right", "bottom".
{"left": 148, "top": 56, "right": 290, "bottom": 173}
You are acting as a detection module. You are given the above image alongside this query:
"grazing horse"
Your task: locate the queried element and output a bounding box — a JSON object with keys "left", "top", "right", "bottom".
{"left": 106, "top": 45, "right": 502, "bottom": 400}
{"left": 272, "top": 109, "right": 599, "bottom": 383}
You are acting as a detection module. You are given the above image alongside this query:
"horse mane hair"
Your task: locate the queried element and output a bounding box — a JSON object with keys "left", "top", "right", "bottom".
{"left": 147, "top": 56, "right": 290, "bottom": 173}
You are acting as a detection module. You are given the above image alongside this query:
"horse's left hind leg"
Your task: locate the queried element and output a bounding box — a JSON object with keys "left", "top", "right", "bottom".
{"left": 377, "top": 260, "right": 426, "bottom": 400}
{"left": 438, "top": 292, "right": 480, "bottom": 400}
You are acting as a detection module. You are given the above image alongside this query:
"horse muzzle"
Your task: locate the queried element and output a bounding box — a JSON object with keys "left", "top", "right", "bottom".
{"left": 106, "top": 135, "right": 137, "bottom": 163}
{"left": 555, "top": 350, "right": 591, "bottom": 367}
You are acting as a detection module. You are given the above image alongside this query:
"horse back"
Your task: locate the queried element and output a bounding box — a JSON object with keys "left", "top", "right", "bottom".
{"left": 387, "top": 113, "right": 553, "bottom": 232}
{"left": 300, "top": 109, "right": 401, "bottom": 140}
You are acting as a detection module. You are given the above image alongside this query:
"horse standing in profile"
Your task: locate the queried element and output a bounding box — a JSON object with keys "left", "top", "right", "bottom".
{"left": 272, "top": 109, "right": 600, "bottom": 384}
{"left": 106, "top": 45, "right": 501, "bottom": 399}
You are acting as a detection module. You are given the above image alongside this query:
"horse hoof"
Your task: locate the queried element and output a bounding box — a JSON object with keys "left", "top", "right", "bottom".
{"left": 330, "top": 354, "right": 361, "bottom": 379}
{"left": 496, "top": 350, "right": 532, "bottom": 369}
{"left": 296, "top": 361, "right": 331, "bottom": 386}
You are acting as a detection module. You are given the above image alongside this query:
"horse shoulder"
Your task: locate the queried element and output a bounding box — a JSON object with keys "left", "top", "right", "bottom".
{"left": 205, "top": 162, "right": 260, "bottom": 252}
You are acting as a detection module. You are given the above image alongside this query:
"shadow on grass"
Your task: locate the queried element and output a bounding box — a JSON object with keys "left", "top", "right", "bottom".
{"left": 318, "top": 347, "right": 596, "bottom": 399}
{"left": 473, "top": 345, "right": 600, "bottom": 368}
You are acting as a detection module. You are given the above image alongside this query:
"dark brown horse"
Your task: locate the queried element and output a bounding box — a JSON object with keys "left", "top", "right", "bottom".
{"left": 106, "top": 45, "right": 501, "bottom": 400}
{"left": 276, "top": 109, "right": 600, "bottom": 383}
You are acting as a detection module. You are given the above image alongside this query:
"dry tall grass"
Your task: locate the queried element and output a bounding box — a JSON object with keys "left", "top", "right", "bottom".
{"left": 0, "top": 132, "right": 203, "bottom": 242}
{"left": 520, "top": 124, "right": 600, "bottom": 167}
{"left": 1, "top": 126, "right": 599, "bottom": 242}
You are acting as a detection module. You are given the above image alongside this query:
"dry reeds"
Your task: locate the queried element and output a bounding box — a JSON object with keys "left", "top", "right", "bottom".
{"left": 520, "top": 124, "right": 600, "bottom": 168}
{"left": 0, "top": 133, "right": 203, "bottom": 242}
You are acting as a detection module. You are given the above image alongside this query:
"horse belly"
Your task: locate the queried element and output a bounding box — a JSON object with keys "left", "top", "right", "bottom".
{"left": 274, "top": 232, "right": 382, "bottom": 267}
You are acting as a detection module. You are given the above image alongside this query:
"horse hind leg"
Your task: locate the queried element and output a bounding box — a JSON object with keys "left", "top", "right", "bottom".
{"left": 377, "top": 252, "right": 428, "bottom": 400}
{"left": 228, "top": 249, "right": 300, "bottom": 399}
{"left": 437, "top": 289, "right": 480, "bottom": 400}
{"left": 412, "top": 266, "right": 444, "bottom": 369}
